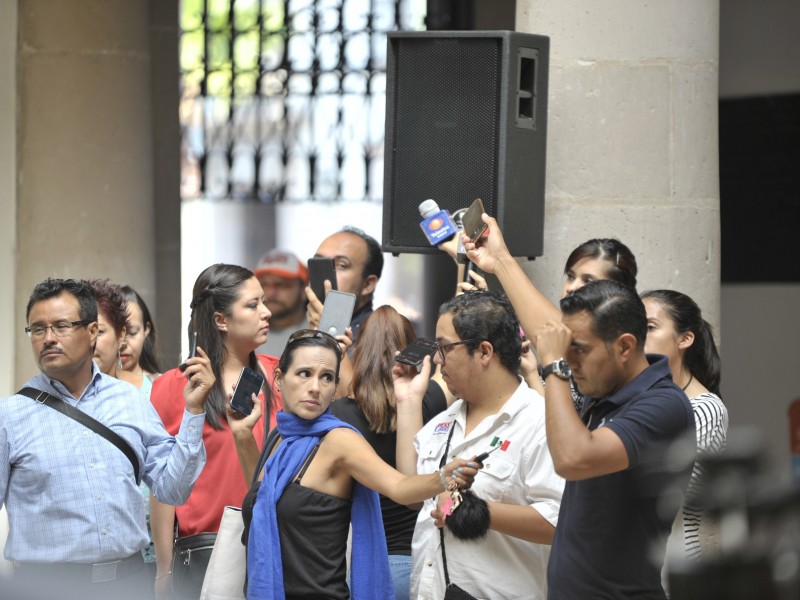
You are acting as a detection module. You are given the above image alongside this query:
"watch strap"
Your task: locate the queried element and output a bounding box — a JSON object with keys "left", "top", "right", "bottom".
{"left": 542, "top": 359, "right": 569, "bottom": 380}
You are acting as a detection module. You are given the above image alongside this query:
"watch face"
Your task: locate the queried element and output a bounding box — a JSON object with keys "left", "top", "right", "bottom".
{"left": 556, "top": 359, "right": 572, "bottom": 379}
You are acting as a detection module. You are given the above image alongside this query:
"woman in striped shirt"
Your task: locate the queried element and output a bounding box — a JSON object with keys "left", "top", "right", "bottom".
{"left": 642, "top": 289, "right": 728, "bottom": 560}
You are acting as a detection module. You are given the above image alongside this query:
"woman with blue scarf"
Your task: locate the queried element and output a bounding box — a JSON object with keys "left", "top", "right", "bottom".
{"left": 232, "top": 329, "right": 480, "bottom": 600}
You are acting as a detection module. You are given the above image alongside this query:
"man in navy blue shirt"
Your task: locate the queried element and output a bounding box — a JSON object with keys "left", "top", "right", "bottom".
{"left": 535, "top": 280, "right": 695, "bottom": 599}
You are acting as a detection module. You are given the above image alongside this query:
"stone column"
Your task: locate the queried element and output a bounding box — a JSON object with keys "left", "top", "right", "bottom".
{"left": 516, "top": 0, "right": 721, "bottom": 329}
{"left": 15, "top": 0, "right": 157, "bottom": 383}
{"left": 0, "top": 1, "right": 18, "bottom": 397}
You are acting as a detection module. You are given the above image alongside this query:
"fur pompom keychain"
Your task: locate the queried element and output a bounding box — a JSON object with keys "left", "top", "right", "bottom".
{"left": 444, "top": 488, "right": 490, "bottom": 540}
{"left": 441, "top": 438, "right": 509, "bottom": 541}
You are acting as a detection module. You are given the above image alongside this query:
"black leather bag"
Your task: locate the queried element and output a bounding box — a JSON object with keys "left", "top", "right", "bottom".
{"left": 444, "top": 583, "right": 479, "bottom": 600}
{"left": 171, "top": 532, "right": 217, "bottom": 599}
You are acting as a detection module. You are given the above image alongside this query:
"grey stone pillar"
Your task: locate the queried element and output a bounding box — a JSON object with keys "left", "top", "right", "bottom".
{"left": 515, "top": 1, "right": 721, "bottom": 329}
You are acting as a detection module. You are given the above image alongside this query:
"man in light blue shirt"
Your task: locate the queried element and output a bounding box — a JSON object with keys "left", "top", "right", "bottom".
{"left": 0, "top": 279, "right": 212, "bottom": 599}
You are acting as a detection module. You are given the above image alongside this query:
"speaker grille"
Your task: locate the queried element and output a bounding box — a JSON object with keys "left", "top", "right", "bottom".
{"left": 387, "top": 37, "right": 502, "bottom": 247}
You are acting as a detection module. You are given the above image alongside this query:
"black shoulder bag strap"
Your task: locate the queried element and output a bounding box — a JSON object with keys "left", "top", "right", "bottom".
{"left": 438, "top": 419, "right": 458, "bottom": 589}
{"left": 18, "top": 386, "right": 141, "bottom": 485}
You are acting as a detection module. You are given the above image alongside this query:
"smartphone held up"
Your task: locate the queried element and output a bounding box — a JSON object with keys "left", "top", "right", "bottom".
{"left": 179, "top": 331, "right": 198, "bottom": 372}
{"left": 308, "top": 257, "right": 338, "bottom": 303}
{"left": 318, "top": 290, "right": 356, "bottom": 337}
{"left": 395, "top": 338, "right": 439, "bottom": 370}
{"left": 229, "top": 367, "right": 265, "bottom": 416}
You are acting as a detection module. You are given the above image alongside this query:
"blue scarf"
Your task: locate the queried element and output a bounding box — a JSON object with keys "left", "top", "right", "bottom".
{"left": 247, "top": 409, "right": 395, "bottom": 600}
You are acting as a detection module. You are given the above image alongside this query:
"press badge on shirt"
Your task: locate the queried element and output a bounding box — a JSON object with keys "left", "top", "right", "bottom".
{"left": 433, "top": 421, "right": 452, "bottom": 434}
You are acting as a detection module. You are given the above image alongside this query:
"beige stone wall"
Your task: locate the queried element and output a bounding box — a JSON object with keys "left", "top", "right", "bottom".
{"left": 515, "top": 1, "right": 720, "bottom": 331}
{"left": 14, "top": 0, "right": 157, "bottom": 384}
{"left": 0, "top": 1, "right": 18, "bottom": 398}
{"left": 0, "top": 0, "right": 18, "bottom": 571}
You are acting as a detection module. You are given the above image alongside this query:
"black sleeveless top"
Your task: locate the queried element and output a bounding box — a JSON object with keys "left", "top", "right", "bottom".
{"left": 277, "top": 444, "right": 352, "bottom": 600}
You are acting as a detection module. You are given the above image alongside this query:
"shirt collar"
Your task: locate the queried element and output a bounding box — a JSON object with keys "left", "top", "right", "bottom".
{"left": 43, "top": 360, "right": 103, "bottom": 402}
{"left": 599, "top": 354, "right": 674, "bottom": 408}
{"left": 452, "top": 377, "right": 531, "bottom": 427}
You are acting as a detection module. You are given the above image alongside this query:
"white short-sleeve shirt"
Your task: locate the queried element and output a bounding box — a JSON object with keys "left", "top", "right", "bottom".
{"left": 411, "top": 381, "right": 564, "bottom": 600}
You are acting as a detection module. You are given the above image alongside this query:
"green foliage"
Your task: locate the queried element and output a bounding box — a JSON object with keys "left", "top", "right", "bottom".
{"left": 180, "top": 0, "right": 285, "bottom": 99}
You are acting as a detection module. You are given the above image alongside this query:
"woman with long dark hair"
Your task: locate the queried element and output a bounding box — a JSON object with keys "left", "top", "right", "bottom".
{"left": 331, "top": 306, "right": 448, "bottom": 599}
{"left": 233, "top": 330, "right": 478, "bottom": 600}
{"left": 149, "top": 264, "right": 282, "bottom": 599}
{"left": 119, "top": 285, "right": 162, "bottom": 394}
{"left": 641, "top": 289, "right": 727, "bottom": 559}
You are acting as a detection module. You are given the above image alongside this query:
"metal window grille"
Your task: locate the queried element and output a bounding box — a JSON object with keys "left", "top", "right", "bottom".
{"left": 179, "top": 0, "right": 425, "bottom": 202}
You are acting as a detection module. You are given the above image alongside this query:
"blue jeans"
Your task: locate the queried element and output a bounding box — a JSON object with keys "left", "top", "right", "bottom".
{"left": 388, "top": 554, "right": 412, "bottom": 600}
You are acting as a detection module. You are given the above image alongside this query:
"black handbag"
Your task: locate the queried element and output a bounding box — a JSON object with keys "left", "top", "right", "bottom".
{"left": 171, "top": 531, "right": 218, "bottom": 599}
{"left": 444, "top": 582, "right": 480, "bottom": 600}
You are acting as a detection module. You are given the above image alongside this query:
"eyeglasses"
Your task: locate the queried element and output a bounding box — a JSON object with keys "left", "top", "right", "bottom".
{"left": 286, "top": 328, "right": 342, "bottom": 358}
{"left": 435, "top": 339, "right": 476, "bottom": 365}
{"left": 25, "top": 320, "right": 90, "bottom": 339}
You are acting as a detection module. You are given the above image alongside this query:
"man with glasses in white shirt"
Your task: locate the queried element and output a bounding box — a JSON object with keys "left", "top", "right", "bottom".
{"left": 394, "top": 291, "right": 564, "bottom": 600}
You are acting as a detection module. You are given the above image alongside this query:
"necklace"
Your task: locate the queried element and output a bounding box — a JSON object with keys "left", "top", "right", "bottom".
{"left": 681, "top": 374, "right": 693, "bottom": 392}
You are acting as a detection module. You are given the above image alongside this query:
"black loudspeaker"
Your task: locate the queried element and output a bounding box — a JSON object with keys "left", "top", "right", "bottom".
{"left": 382, "top": 31, "right": 549, "bottom": 258}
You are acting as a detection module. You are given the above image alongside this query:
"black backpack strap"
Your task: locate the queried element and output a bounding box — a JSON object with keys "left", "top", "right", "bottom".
{"left": 18, "top": 386, "right": 141, "bottom": 485}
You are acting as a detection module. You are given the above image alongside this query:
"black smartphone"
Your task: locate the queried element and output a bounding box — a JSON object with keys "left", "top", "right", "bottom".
{"left": 229, "top": 367, "right": 264, "bottom": 416}
{"left": 318, "top": 290, "right": 356, "bottom": 337}
{"left": 395, "top": 338, "right": 439, "bottom": 368}
{"left": 308, "top": 257, "right": 338, "bottom": 302}
{"left": 179, "top": 331, "right": 198, "bottom": 372}
{"left": 461, "top": 197, "right": 488, "bottom": 241}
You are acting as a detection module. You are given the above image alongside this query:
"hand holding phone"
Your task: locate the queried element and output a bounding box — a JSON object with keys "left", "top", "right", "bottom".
{"left": 229, "top": 367, "right": 265, "bottom": 416}
{"left": 318, "top": 290, "right": 356, "bottom": 337}
{"left": 461, "top": 197, "right": 488, "bottom": 241}
{"left": 395, "top": 338, "right": 439, "bottom": 369}
{"left": 308, "top": 257, "right": 338, "bottom": 303}
{"left": 179, "top": 331, "right": 198, "bottom": 372}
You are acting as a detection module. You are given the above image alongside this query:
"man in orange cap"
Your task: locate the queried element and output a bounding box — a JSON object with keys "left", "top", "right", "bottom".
{"left": 254, "top": 249, "right": 309, "bottom": 356}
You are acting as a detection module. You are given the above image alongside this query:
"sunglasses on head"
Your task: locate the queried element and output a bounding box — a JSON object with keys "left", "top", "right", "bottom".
{"left": 286, "top": 328, "right": 342, "bottom": 358}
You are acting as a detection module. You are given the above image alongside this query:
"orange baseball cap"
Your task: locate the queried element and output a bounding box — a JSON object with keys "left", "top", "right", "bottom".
{"left": 254, "top": 249, "right": 309, "bottom": 283}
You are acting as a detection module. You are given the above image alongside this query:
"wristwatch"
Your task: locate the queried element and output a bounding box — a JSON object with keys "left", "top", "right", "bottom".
{"left": 541, "top": 358, "right": 572, "bottom": 381}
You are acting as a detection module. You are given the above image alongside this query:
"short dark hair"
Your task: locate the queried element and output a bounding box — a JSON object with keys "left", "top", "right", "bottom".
{"left": 560, "top": 280, "right": 647, "bottom": 349}
{"left": 564, "top": 238, "right": 638, "bottom": 289}
{"left": 341, "top": 226, "right": 384, "bottom": 281}
{"left": 120, "top": 285, "right": 162, "bottom": 375}
{"left": 439, "top": 291, "right": 521, "bottom": 373}
{"left": 84, "top": 279, "right": 128, "bottom": 337}
{"left": 641, "top": 289, "right": 721, "bottom": 395}
{"left": 26, "top": 278, "right": 98, "bottom": 324}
